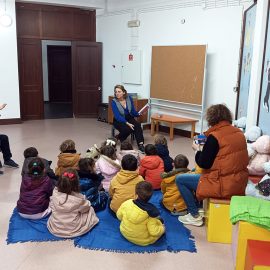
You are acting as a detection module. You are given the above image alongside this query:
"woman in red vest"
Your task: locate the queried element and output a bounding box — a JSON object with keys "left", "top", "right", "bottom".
{"left": 176, "top": 104, "right": 249, "bottom": 226}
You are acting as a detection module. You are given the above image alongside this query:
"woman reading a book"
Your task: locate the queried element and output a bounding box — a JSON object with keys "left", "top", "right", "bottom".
{"left": 111, "top": 85, "right": 146, "bottom": 153}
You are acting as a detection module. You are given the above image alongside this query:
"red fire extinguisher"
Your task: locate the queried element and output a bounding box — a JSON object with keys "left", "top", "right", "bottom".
{"left": 128, "top": 53, "right": 133, "bottom": 61}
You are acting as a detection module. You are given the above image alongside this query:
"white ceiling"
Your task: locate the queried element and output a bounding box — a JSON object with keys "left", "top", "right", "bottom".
{"left": 16, "top": 0, "right": 253, "bottom": 11}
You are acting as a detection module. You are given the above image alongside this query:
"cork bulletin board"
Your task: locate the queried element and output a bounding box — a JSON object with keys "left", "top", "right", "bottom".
{"left": 150, "top": 45, "right": 207, "bottom": 105}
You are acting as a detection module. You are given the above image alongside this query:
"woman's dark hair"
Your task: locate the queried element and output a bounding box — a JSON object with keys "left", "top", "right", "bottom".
{"left": 120, "top": 141, "right": 133, "bottom": 151}
{"left": 57, "top": 169, "right": 80, "bottom": 205}
{"left": 145, "top": 144, "right": 157, "bottom": 156}
{"left": 100, "top": 145, "right": 117, "bottom": 160}
{"left": 206, "top": 104, "right": 233, "bottom": 127}
{"left": 24, "top": 147, "right": 38, "bottom": 158}
{"left": 174, "top": 154, "right": 189, "bottom": 169}
{"left": 114, "top": 84, "right": 128, "bottom": 99}
{"left": 79, "top": 158, "right": 95, "bottom": 173}
{"left": 136, "top": 181, "right": 153, "bottom": 203}
{"left": 59, "top": 139, "right": 76, "bottom": 152}
{"left": 121, "top": 154, "right": 138, "bottom": 171}
{"left": 28, "top": 158, "right": 45, "bottom": 178}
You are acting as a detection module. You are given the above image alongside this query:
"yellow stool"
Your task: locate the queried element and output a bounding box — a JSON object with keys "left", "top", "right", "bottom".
{"left": 205, "top": 198, "right": 232, "bottom": 243}
{"left": 233, "top": 221, "right": 270, "bottom": 270}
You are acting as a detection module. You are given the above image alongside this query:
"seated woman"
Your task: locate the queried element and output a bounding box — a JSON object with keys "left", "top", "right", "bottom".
{"left": 111, "top": 85, "right": 145, "bottom": 153}
{"left": 176, "top": 104, "right": 249, "bottom": 226}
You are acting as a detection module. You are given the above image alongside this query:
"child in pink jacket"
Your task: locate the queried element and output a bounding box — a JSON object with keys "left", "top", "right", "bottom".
{"left": 95, "top": 145, "right": 121, "bottom": 191}
{"left": 139, "top": 144, "right": 164, "bottom": 189}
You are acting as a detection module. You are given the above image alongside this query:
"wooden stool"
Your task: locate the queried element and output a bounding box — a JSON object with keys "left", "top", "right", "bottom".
{"left": 245, "top": 240, "right": 270, "bottom": 270}
{"left": 150, "top": 113, "right": 198, "bottom": 140}
{"left": 205, "top": 198, "right": 232, "bottom": 244}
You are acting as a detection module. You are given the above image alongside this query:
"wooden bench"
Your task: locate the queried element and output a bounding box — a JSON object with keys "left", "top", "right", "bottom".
{"left": 150, "top": 113, "right": 198, "bottom": 140}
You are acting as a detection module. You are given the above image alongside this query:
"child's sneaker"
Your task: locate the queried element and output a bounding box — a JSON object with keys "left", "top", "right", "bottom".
{"left": 178, "top": 213, "right": 203, "bottom": 226}
{"left": 171, "top": 209, "right": 188, "bottom": 216}
{"left": 4, "top": 159, "right": 19, "bottom": 168}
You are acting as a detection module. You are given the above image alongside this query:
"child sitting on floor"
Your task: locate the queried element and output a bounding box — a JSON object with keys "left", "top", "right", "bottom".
{"left": 17, "top": 158, "right": 53, "bottom": 219}
{"left": 109, "top": 154, "right": 144, "bottom": 213}
{"left": 117, "top": 181, "right": 165, "bottom": 246}
{"left": 21, "top": 147, "right": 56, "bottom": 182}
{"left": 95, "top": 145, "right": 121, "bottom": 192}
{"left": 154, "top": 134, "right": 173, "bottom": 172}
{"left": 117, "top": 141, "right": 141, "bottom": 165}
{"left": 47, "top": 168, "right": 99, "bottom": 238}
{"left": 139, "top": 144, "right": 164, "bottom": 189}
{"left": 161, "top": 154, "right": 190, "bottom": 215}
{"left": 78, "top": 158, "right": 108, "bottom": 212}
{"left": 55, "top": 139, "right": 81, "bottom": 177}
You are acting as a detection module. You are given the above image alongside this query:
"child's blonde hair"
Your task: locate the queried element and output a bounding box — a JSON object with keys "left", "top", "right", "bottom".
{"left": 60, "top": 139, "right": 75, "bottom": 152}
{"left": 154, "top": 134, "right": 167, "bottom": 146}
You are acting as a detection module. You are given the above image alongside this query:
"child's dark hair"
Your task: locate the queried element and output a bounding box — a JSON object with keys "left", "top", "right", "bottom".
{"left": 28, "top": 158, "right": 45, "bottom": 178}
{"left": 57, "top": 169, "right": 80, "bottom": 205}
{"left": 145, "top": 144, "right": 157, "bottom": 156}
{"left": 59, "top": 139, "right": 76, "bottom": 153}
{"left": 121, "top": 154, "right": 138, "bottom": 171}
{"left": 174, "top": 154, "right": 189, "bottom": 169}
{"left": 120, "top": 141, "right": 133, "bottom": 151}
{"left": 79, "top": 158, "right": 95, "bottom": 172}
{"left": 100, "top": 145, "right": 117, "bottom": 160}
{"left": 24, "top": 147, "right": 38, "bottom": 158}
{"left": 136, "top": 181, "right": 153, "bottom": 202}
{"left": 154, "top": 134, "right": 167, "bottom": 146}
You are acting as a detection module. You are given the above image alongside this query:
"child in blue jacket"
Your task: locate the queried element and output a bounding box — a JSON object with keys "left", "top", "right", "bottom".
{"left": 77, "top": 158, "right": 108, "bottom": 212}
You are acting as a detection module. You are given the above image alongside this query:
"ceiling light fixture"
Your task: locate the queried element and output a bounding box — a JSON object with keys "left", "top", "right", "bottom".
{"left": 0, "top": 0, "right": 12, "bottom": 27}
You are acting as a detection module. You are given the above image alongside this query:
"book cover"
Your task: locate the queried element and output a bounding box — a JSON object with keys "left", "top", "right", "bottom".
{"left": 138, "top": 103, "right": 150, "bottom": 115}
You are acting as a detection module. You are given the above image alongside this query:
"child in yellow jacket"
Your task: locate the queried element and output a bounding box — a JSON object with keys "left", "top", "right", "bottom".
{"left": 109, "top": 154, "right": 144, "bottom": 213}
{"left": 117, "top": 181, "right": 165, "bottom": 246}
{"left": 161, "top": 154, "right": 190, "bottom": 215}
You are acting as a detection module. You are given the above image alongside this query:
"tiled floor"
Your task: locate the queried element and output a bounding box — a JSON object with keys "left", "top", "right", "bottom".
{"left": 0, "top": 118, "right": 234, "bottom": 270}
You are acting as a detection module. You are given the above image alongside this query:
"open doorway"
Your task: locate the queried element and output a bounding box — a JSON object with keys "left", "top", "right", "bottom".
{"left": 42, "top": 40, "right": 73, "bottom": 119}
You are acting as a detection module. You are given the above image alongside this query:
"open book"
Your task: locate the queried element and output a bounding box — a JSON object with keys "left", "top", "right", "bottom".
{"left": 138, "top": 103, "right": 150, "bottom": 115}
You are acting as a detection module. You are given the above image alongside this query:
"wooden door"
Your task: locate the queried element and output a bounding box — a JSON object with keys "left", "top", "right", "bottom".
{"left": 18, "top": 38, "right": 43, "bottom": 120}
{"left": 72, "top": 41, "right": 102, "bottom": 117}
{"left": 47, "top": 46, "right": 72, "bottom": 102}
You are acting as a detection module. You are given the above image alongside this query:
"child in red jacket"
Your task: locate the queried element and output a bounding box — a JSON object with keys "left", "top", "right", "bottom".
{"left": 139, "top": 144, "right": 164, "bottom": 189}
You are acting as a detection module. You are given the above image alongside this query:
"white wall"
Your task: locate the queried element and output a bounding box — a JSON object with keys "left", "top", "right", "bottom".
{"left": 97, "top": 4, "right": 246, "bottom": 131}
{"left": 0, "top": 0, "right": 20, "bottom": 119}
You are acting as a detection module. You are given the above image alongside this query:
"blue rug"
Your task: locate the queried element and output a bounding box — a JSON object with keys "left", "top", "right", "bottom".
{"left": 7, "top": 192, "right": 196, "bottom": 253}
{"left": 74, "top": 191, "right": 197, "bottom": 253}
{"left": 6, "top": 208, "right": 63, "bottom": 244}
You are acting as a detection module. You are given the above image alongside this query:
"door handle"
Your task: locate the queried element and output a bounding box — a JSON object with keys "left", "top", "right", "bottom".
{"left": 98, "top": 87, "right": 101, "bottom": 91}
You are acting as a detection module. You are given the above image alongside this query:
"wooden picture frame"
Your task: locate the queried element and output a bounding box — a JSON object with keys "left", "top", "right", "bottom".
{"left": 235, "top": 2, "right": 257, "bottom": 119}
{"left": 257, "top": 3, "right": 270, "bottom": 135}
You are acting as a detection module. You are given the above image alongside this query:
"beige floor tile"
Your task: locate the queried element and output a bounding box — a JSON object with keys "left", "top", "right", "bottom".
{"left": 0, "top": 118, "right": 233, "bottom": 270}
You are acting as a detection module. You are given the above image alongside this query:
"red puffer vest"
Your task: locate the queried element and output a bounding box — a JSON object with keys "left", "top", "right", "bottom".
{"left": 196, "top": 121, "right": 249, "bottom": 200}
